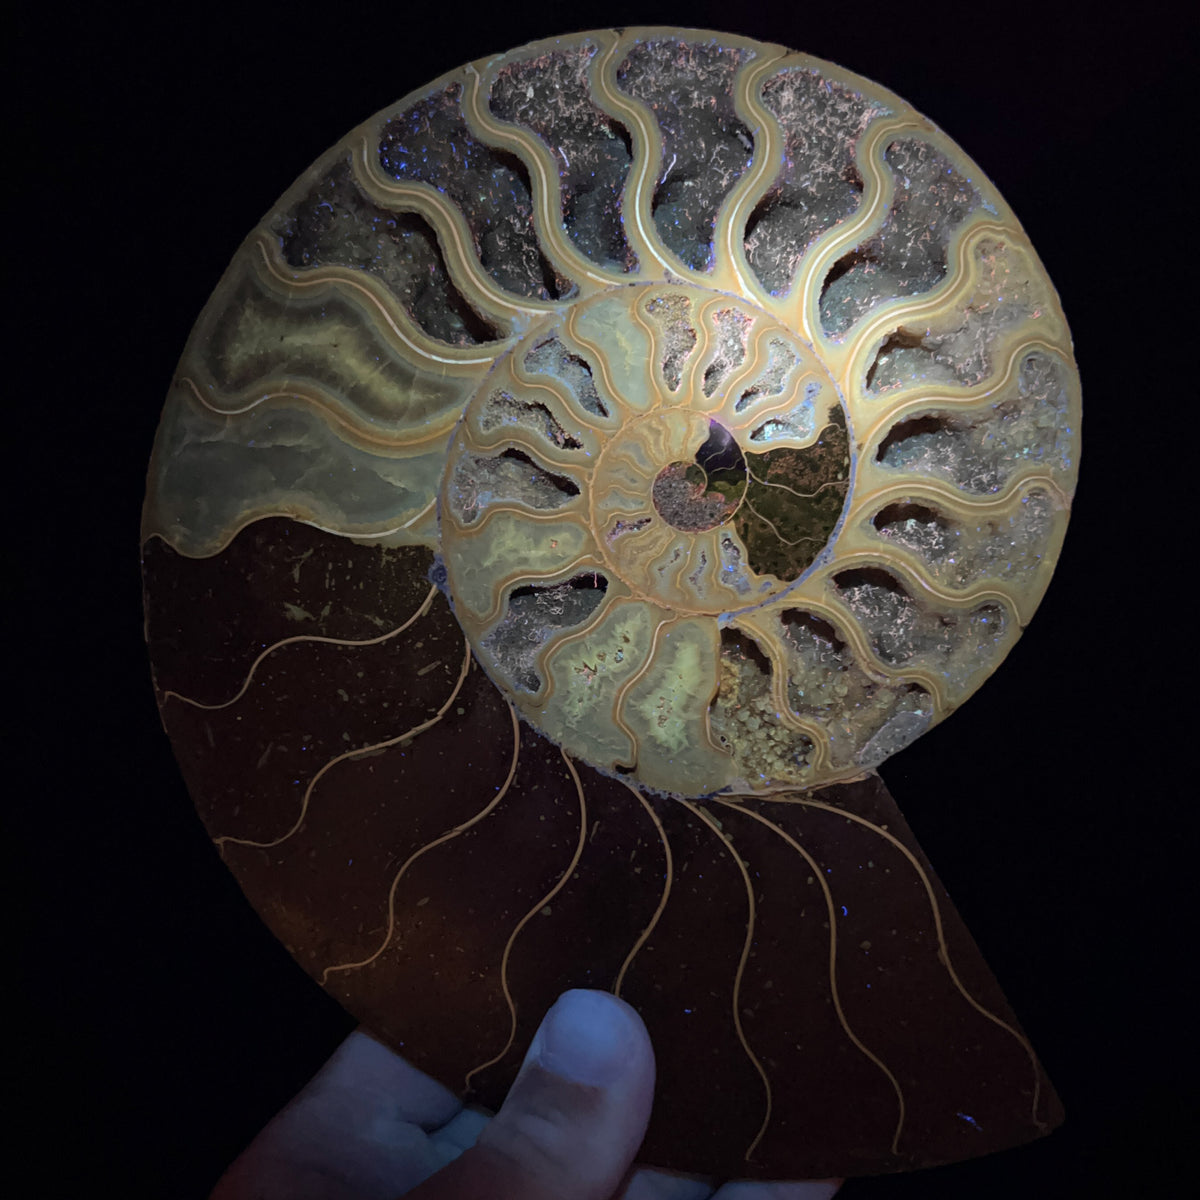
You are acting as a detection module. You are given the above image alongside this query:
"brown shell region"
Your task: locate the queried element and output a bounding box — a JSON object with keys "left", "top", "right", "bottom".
{"left": 143, "top": 517, "right": 1060, "bottom": 1178}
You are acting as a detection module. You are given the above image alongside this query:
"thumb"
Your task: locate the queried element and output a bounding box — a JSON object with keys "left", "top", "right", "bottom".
{"left": 410, "top": 989, "right": 655, "bottom": 1200}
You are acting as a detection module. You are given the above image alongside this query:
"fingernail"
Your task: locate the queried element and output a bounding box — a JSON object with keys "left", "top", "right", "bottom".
{"left": 531, "top": 989, "right": 635, "bottom": 1087}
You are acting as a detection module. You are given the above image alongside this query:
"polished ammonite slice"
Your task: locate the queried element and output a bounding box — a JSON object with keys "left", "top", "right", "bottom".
{"left": 142, "top": 27, "right": 1077, "bottom": 1180}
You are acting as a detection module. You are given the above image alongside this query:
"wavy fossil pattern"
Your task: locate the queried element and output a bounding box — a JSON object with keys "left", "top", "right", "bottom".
{"left": 142, "top": 27, "right": 1074, "bottom": 1179}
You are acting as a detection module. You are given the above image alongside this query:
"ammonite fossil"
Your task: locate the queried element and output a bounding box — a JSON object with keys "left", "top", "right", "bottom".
{"left": 142, "top": 27, "right": 1079, "bottom": 1181}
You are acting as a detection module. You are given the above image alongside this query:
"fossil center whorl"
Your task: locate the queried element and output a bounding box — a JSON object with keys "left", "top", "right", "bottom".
{"left": 649, "top": 420, "right": 747, "bottom": 534}
{"left": 440, "top": 283, "right": 851, "bottom": 795}
{"left": 588, "top": 287, "right": 849, "bottom": 611}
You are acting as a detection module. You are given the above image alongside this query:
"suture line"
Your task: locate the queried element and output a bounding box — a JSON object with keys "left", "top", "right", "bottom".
{"left": 740, "top": 495, "right": 825, "bottom": 548}
{"left": 796, "top": 796, "right": 1045, "bottom": 1128}
{"left": 321, "top": 703, "right": 522, "bottom": 983}
{"left": 612, "top": 782, "right": 675, "bottom": 997}
{"left": 717, "top": 798, "right": 907, "bottom": 1157}
{"left": 463, "top": 749, "right": 589, "bottom": 1092}
{"left": 678, "top": 799, "right": 773, "bottom": 1164}
{"left": 164, "top": 584, "right": 438, "bottom": 710}
{"left": 214, "top": 634, "right": 471, "bottom": 852}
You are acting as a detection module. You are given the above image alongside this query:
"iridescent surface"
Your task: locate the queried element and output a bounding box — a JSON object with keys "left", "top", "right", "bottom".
{"left": 142, "top": 27, "right": 1078, "bottom": 1179}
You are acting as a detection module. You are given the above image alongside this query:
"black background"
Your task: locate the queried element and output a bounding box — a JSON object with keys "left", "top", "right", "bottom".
{"left": 14, "top": 2, "right": 1191, "bottom": 1197}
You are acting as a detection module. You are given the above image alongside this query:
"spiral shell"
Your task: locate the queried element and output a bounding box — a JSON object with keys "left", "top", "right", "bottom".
{"left": 142, "top": 27, "right": 1076, "bottom": 1178}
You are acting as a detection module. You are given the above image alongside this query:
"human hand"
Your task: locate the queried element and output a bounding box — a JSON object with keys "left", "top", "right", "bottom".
{"left": 210, "top": 988, "right": 842, "bottom": 1200}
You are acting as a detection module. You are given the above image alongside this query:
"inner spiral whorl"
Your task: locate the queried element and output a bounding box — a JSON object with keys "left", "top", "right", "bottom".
{"left": 440, "top": 282, "right": 856, "bottom": 793}
{"left": 651, "top": 421, "right": 747, "bottom": 532}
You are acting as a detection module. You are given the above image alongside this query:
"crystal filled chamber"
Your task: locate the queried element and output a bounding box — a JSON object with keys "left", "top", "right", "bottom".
{"left": 142, "top": 28, "right": 1078, "bottom": 1180}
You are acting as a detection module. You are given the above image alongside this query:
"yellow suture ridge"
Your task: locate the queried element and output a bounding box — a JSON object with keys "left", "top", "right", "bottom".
{"left": 602, "top": 612, "right": 728, "bottom": 764}
{"left": 509, "top": 352, "right": 621, "bottom": 436}
{"left": 838, "top": 477, "right": 1068, "bottom": 631}
{"left": 834, "top": 219, "right": 1040, "bottom": 396}
{"left": 460, "top": 424, "right": 596, "bottom": 476}
{"left": 251, "top": 232, "right": 509, "bottom": 369}
{"left": 715, "top": 798, "right": 907, "bottom": 1159}
{"left": 680, "top": 799, "right": 773, "bottom": 1164}
{"left": 733, "top": 587, "right": 949, "bottom": 759}
{"left": 444, "top": 379, "right": 592, "bottom": 501}
{"left": 703, "top": 319, "right": 779, "bottom": 422}
{"left": 299, "top": 496, "right": 437, "bottom": 543}
{"left": 471, "top": 353, "right": 608, "bottom": 459}
{"left": 612, "top": 780, "right": 675, "bottom": 997}
{"left": 163, "top": 582, "right": 438, "bottom": 712}
{"left": 590, "top": 32, "right": 676, "bottom": 280}
{"left": 443, "top": 498, "right": 589, "bottom": 542}
{"left": 627, "top": 298, "right": 666, "bottom": 406}
{"left": 692, "top": 297, "right": 760, "bottom": 414}
{"left": 745, "top": 464, "right": 847, "bottom": 505}
{"left": 665, "top": 541, "right": 698, "bottom": 597}
{"left": 787, "top": 114, "right": 919, "bottom": 346}
{"left": 456, "top": 553, "right": 610, "bottom": 632}
{"left": 822, "top": 547, "right": 1021, "bottom": 629}
{"left": 214, "top": 633, "right": 472, "bottom": 853}
{"left": 736, "top": 591, "right": 912, "bottom": 699}
{"left": 607, "top": 613, "right": 677, "bottom": 758}
{"left": 727, "top": 608, "right": 836, "bottom": 774}
{"left": 528, "top": 591, "right": 636, "bottom": 715}
{"left": 320, "top": 703, "right": 523, "bottom": 985}
{"left": 587, "top": 491, "right": 648, "bottom": 524}
{"left": 775, "top": 574, "right": 955, "bottom": 714}
{"left": 715, "top": 50, "right": 792, "bottom": 306}
{"left": 854, "top": 337, "right": 1075, "bottom": 455}
{"left": 847, "top": 473, "right": 1071, "bottom": 526}
{"left": 726, "top": 614, "right": 833, "bottom": 772}
{"left": 181, "top": 238, "right": 484, "bottom": 449}
{"left": 562, "top": 303, "right": 636, "bottom": 418}
{"left": 463, "top": 749, "right": 590, "bottom": 1092}
{"left": 674, "top": 301, "right": 720, "bottom": 404}
{"left": 825, "top": 333, "right": 1077, "bottom": 633}
{"left": 352, "top": 140, "right": 556, "bottom": 335}
{"left": 178, "top": 375, "right": 459, "bottom": 454}
{"left": 837, "top": 546, "right": 1032, "bottom": 632}
{"left": 791, "top": 797, "right": 1046, "bottom": 1129}
{"left": 142, "top": 502, "right": 438, "bottom": 562}
{"left": 461, "top": 49, "right": 628, "bottom": 296}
